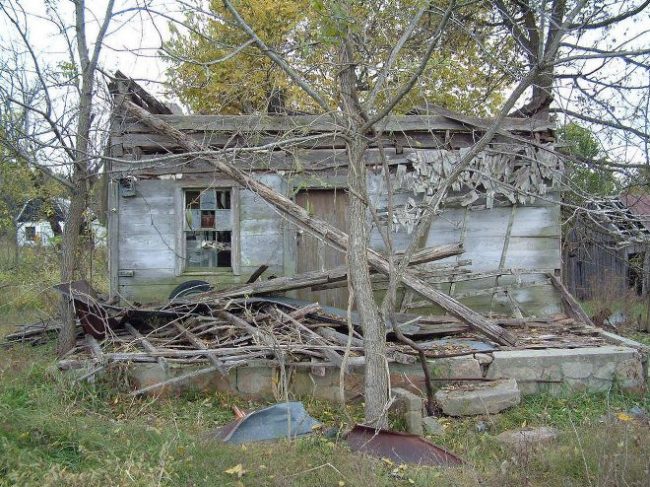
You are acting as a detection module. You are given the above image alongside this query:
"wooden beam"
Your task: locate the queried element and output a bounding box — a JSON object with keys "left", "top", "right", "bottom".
{"left": 121, "top": 113, "right": 553, "bottom": 134}
{"left": 124, "top": 323, "right": 167, "bottom": 369}
{"left": 548, "top": 274, "right": 595, "bottom": 327}
{"left": 123, "top": 100, "right": 518, "bottom": 346}
{"left": 174, "top": 322, "right": 227, "bottom": 374}
{"left": 114, "top": 70, "right": 172, "bottom": 115}
{"left": 198, "top": 244, "right": 463, "bottom": 300}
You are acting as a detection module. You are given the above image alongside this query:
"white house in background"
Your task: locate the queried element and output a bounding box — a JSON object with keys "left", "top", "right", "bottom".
{"left": 16, "top": 197, "right": 106, "bottom": 247}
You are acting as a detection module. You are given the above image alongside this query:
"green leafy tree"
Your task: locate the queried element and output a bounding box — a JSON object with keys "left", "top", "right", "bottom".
{"left": 558, "top": 123, "right": 618, "bottom": 200}
{"left": 0, "top": 141, "right": 34, "bottom": 237}
{"left": 165, "top": 0, "right": 516, "bottom": 115}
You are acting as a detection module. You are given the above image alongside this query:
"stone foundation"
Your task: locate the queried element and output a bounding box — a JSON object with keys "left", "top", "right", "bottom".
{"left": 127, "top": 343, "right": 647, "bottom": 402}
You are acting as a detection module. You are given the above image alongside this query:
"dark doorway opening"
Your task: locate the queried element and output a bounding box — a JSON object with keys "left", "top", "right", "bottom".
{"left": 627, "top": 252, "right": 644, "bottom": 295}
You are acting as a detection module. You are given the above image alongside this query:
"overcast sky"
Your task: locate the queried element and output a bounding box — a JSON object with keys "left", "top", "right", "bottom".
{"left": 1, "top": 0, "right": 648, "bottom": 163}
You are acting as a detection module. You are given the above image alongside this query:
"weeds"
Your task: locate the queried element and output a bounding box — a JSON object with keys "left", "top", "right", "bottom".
{"left": 1, "top": 340, "right": 648, "bottom": 487}
{"left": 1, "top": 241, "right": 649, "bottom": 486}
{"left": 0, "top": 238, "right": 107, "bottom": 327}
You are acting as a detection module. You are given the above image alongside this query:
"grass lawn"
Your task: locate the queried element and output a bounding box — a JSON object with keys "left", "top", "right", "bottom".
{"left": 1, "top": 323, "right": 649, "bottom": 486}
{"left": 1, "top": 243, "right": 649, "bottom": 486}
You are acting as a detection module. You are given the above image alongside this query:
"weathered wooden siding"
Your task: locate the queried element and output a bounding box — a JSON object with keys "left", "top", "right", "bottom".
{"left": 112, "top": 169, "right": 562, "bottom": 317}
{"left": 239, "top": 173, "right": 287, "bottom": 277}
{"left": 563, "top": 224, "right": 638, "bottom": 300}
{"left": 295, "top": 188, "right": 349, "bottom": 308}
{"left": 114, "top": 174, "right": 288, "bottom": 302}
{"left": 367, "top": 175, "right": 562, "bottom": 316}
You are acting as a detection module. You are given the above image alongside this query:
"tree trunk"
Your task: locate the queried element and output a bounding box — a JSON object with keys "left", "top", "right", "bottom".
{"left": 338, "top": 32, "right": 390, "bottom": 426}
{"left": 347, "top": 137, "right": 389, "bottom": 426}
{"left": 57, "top": 186, "right": 87, "bottom": 355}
{"left": 57, "top": 0, "right": 102, "bottom": 356}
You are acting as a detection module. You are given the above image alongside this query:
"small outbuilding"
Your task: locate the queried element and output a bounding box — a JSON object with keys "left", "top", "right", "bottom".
{"left": 563, "top": 194, "right": 650, "bottom": 300}
{"left": 16, "top": 197, "right": 67, "bottom": 246}
{"left": 106, "top": 75, "right": 564, "bottom": 318}
{"left": 16, "top": 197, "right": 107, "bottom": 248}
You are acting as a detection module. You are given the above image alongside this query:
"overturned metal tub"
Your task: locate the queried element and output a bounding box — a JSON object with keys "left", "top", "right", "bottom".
{"left": 345, "top": 425, "right": 463, "bottom": 467}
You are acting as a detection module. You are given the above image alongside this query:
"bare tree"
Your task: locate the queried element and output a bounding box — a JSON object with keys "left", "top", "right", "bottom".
{"left": 153, "top": 0, "right": 648, "bottom": 425}
{"left": 0, "top": 0, "right": 116, "bottom": 355}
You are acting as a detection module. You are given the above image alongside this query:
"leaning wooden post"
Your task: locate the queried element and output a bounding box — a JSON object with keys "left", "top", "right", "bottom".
{"left": 121, "top": 100, "right": 518, "bottom": 347}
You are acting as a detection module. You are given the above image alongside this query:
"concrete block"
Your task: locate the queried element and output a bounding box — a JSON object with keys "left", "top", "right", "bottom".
{"left": 561, "top": 361, "right": 593, "bottom": 379}
{"left": 435, "top": 378, "right": 521, "bottom": 416}
{"left": 130, "top": 363, "right": 168, "bottom": 390}
{"left": 405, "top": 411, "right": 424, "bottom": 436}
{"left": 486, "top": 346, "right": 644, "bottom": 395}
{"left": 392, "top": 387, "right": 424, "bottom": 413}
{"left": 429, "top": 356, "right": 483, "bottom": 379}
{"left": 496, "top": 426, "right": 559, "bottom": 451}
{"left": 392, "top": 387, "right": 424, "bottom": 435}
{"left": 422, "top": 416, "right": 445, "bottom": 435}
{"left": 236, "top": 366, "right": 274, "bottom": 397}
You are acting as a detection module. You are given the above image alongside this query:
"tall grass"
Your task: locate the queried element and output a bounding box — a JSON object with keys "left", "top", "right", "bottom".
{"left": 1, "top": 341, "right": 648, "bottom": 486}
{"left": 0, "top": 237, "right": 108, "bottom": 328}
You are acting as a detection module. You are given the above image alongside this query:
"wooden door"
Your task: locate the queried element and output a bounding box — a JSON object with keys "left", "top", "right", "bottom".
{"left": 295, "top": 189, "right": 349, "bottom": 308}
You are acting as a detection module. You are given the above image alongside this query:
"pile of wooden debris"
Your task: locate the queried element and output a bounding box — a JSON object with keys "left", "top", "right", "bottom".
{"left": 1, "top": 268, "right": 609, "bottom": 397}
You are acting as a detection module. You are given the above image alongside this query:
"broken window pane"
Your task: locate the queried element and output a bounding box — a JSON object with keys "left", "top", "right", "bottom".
{"left": 184, "top": 188, "right": 234, "bottom": 269}
{"left": 217, "top": 231, "right": 232, "bottom": 267}
{"left": 185, "top": 209, "right": 201, "bottom": 230}
{"left": 217, "top": 190, "right": 231, "bottom": 209}
{"left": 186, "top": 190, "right": 201, "bottom": 209}
{"left": 200, "top": 190, "right": 216, "bottom": 210}
{"left": 201, "top": 210, "right": 215, "bottom": 228}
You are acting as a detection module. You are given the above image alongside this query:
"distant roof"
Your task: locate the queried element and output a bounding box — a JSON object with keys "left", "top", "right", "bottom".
{"left": 16, "top": 197, "right": 68, "bottom": 223}
{"left": 619, "top": 194, "right": 650, "bottom": 229}
{"left": 580, "top": 195, "right": 650, "bottom": 246}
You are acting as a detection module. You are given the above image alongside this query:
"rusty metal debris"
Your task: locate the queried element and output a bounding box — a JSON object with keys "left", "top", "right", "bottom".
{"left": 345, "top": 425, "right": 463, "bottom": 467}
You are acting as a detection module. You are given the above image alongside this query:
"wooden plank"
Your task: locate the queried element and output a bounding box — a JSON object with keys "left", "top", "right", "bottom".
{"left": 404, "top": 280, "right": 551, "bottom": 308}
{"left": 122, "top": 113, "right": 553, "bottom": 134}
{"left": 118, "top": 131, "right": 517, "bottom": 154}
{"left": 503, "top": 237, "right": 561, "bottom": 270}
{"left": 114, "top": 70, "right": 173, "bottom": 115}
{"left": 202, "top": 244, "right": 463, "bottom": 300}
{"left": 549, "top": 274, "right": 595, "bottom": 327}
{"left": 107, "top": 179, "right": 120, "bottom": 299}
{"left": 124, "top": 322, "right": 168, "bottom": 369}
{"left": 295, "top": 188, "right": 349, "bottom": 308}
{"left": 174, "top": 322, "right": 226, "bottom": 373}
{"left": 232, "top": 185, "right": 241, "bottom": 276}
{"left": 493, "top": 205, "right": 517, "bottom": 315}
{"left": 274, "top": 308, "right": 347, "bottom": 367}
{"left": 449, "top": 207, "right": 470, "bottom": 299}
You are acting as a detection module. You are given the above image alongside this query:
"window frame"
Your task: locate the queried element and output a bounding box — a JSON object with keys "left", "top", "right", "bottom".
{"left": 24, "top": 225, "right": 37, "bottom": 242}
{"left": 175, "top": 182, "right": 240, "bottom": 276}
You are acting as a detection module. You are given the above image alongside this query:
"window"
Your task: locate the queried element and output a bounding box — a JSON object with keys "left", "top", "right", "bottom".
{"left": 25, "top": 226, "right": 36, "bottom": 242}
{"left": 184, "top": 188, "right": 232, "bottom": 269}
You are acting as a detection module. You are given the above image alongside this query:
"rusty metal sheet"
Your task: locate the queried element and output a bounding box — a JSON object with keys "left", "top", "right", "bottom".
{"left": 54, "top": 281, "right": 122, "bottom": 338}
{"left": 345, "top": 425, "right": 463, "bottom": 467}
{"left": 54, "top": 280, "right": 181, "bottom": 338}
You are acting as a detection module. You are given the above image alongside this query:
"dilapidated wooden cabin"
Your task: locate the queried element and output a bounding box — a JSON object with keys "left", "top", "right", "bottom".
{"left": 107, "top": 76, "right": 564, "bottom": 319}
{"left": 564, "top": 194, "right": 650, "bottom": 300}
